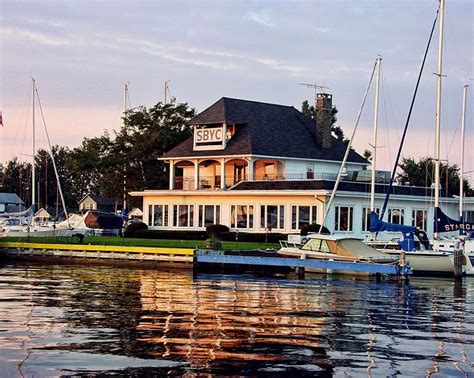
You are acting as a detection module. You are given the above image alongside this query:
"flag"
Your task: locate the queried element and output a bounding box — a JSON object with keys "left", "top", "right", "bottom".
{"left": 0, "top": 111, "right": 3, "bottom": 127}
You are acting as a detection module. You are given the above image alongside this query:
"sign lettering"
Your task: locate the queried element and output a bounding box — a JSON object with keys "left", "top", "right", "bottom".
{"left": 195, "top": 127, "right": 223, "bottom": 144}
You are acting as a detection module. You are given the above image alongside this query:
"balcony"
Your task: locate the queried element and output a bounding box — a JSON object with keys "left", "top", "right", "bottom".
{"left": 173, "top": 172, "right": 352, "bottom": 190}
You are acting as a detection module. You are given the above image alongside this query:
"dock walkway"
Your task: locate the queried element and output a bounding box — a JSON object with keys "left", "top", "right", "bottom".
{"left": 0, "top": 242, "right": 410, "bottom": 277}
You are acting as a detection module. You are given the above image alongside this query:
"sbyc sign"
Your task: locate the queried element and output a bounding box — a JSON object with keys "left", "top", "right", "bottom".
{"left": 195, "top": 127, "right": 224, "bottom": 144}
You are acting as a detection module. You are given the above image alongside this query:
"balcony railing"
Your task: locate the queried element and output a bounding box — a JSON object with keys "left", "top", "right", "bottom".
{"left": 172, "top": 171, "right": 388, "bottom": 190}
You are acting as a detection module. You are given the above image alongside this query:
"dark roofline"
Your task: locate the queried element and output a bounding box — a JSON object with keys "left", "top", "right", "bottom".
{"left": 231, "top": 179, "right": 449, "bottom": 198}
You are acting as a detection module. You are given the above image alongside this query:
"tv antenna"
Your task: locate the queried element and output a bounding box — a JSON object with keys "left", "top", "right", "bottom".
{"left": 164, "top": 80, "right": 171, "bottom": 104}
{"left": 299, "top": 82, "right": 331, "bottom": 100}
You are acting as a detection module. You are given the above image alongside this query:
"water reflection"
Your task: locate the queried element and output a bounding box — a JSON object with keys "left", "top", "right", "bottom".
{"left": 0, "top": 262, "right": 472, "bottom": 376}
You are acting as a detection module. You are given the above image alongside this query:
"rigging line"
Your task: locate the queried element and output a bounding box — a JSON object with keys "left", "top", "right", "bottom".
{"left": 319, "top": 59, "right": 377, "bottom": 233}
{"left": 380, "top": 71, "right": 394, "bottom": 170}
{"left": 379, "top": 5, "right": 439, "bottom": 222}
{"left": 35, "top": 87, "right": 71, "bottom": 227}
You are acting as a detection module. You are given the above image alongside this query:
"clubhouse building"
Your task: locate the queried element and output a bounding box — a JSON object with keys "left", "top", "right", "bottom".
{"left": 131, "top": 93, "right": 473, "bottom": 240}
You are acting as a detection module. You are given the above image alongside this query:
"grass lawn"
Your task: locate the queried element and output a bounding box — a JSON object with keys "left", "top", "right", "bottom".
{"left": 0, "top": 236, "right": 280, "bottom": 251}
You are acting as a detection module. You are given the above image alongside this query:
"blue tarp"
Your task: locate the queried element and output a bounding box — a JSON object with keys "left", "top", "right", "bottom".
{"left": 369, "top": 211, "right": 416, "bottom": 233}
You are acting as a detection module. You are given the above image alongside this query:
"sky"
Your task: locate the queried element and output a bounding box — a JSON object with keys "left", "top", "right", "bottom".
{"left": 0, "top": 0, "right": 473, "bottom": 178}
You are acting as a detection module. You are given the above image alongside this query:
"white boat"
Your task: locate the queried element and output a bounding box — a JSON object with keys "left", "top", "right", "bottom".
{"left": 278, "top": 234, "right": 402, "bottom": 275}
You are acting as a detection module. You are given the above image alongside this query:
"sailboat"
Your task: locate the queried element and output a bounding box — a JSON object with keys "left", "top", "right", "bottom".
{"left": 367, "top": 0, "right": 473, "bottom": 275}
{"left": 431, "top": 84, "right": 474, "bottom": 264}
{"left": 0, "top": 79, "right": 76, "bottom": 238}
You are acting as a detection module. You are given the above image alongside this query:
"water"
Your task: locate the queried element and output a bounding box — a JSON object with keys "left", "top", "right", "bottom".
{"left": 0, "top": 261, "right": 472, "bottom": 377}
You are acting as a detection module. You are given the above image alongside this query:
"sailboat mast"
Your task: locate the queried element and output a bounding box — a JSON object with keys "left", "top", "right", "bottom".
{"left": 459, "top": 84, "right": 469, "bottom": 219}
{"left": 370, "top": 57, "right": 382, "bottom": 212}
{"left": 123, "top": 83, "right": 129, "bottom": 211}
{"left": 434, "top": 0, "right": 445, "bottom": 211}
{"left": 32, "top": 78, "right": 36, "bottom": 212}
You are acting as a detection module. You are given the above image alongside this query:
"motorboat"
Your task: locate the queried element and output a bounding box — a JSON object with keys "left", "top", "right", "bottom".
{"left": 278, "top": 234, "right": 402, "bottom": 275}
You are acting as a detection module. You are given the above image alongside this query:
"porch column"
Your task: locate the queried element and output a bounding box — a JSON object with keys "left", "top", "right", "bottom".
{"left": 169, "top": 160, "right": 174, "bottom": 190}
{"left": 194, "top": 160, "right": 199, "bottom": 190}
{"left": 220, "top": 158, "right": 226, "bottom": 189}
{"left": 248, "top": 159, "right": 254, "bottom": 181}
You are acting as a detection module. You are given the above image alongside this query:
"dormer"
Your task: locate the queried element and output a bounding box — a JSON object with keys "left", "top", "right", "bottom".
{"left": 193, "top": 123, "right": 230, "bottom": 151}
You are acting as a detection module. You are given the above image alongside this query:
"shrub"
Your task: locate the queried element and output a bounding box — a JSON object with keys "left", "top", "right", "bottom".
{"left": 300, "top": 223, "right": 330, "bottom": 236}
{"left": 124, "top": 222, "right": 148, "bottom": 237}
{"left": 219, "top": 231, "right": 287, "bottom": 243}
{"left": 206, "top": 224, "right": 230, "bottom": 238}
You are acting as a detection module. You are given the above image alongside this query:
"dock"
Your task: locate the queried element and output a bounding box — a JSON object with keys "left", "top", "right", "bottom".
{"left": 0, "top": 242, "right": 411, "bottom": 277}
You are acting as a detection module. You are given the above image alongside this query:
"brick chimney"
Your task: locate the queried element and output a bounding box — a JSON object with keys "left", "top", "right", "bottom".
{"left": 315, "top": 93, "right": 332, "bottom": 150}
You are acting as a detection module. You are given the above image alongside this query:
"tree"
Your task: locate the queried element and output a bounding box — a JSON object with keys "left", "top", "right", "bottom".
{"left": 397, "top": 156, "right": 473, "bottom": 197}
{"left": 301, "top": 100, "right": 345, "bottom": 141}
{"left": 112, "top": 99, "right": 196, "bottom": 208}
{"left": 0, "top": 158, "right": 31, "bottom": 207}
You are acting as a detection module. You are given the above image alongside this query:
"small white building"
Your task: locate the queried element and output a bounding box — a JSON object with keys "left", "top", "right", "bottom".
{"left": 131, "top": 95, "right": 473, "bottom": 240}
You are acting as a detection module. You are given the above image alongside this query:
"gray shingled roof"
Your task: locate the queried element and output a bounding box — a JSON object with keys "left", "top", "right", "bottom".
{"left": 0, "top": 193, "right": 24, "bottom": 204}
{"left": 231, "top": 180, "right": 447, "bottom": 198}
{"left": 163, "top": 97, "right": 367, "bottom": 164}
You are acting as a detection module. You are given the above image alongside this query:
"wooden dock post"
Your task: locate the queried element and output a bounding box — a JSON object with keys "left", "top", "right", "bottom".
{"left": 453, "top": 239, "right": 464, "bottom": 279}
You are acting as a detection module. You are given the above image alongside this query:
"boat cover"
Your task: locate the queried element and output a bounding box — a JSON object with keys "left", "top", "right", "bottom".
{"left": 369, "top": 211, "right": 416, "bottom": 233}
{"left": 334, "top": 238, "right": 388, "bottom": 258}
{"left": 84, "top": 211, "right": 123, "bottom": 229}
{"left": 434, "top": 206, "right": 474, "bottom": 233}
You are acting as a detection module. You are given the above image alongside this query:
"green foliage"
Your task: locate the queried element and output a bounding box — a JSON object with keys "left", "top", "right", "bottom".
{"left": 124, "top": 221, "right": 148, "bottom": 237}
{"left": 301, "top": 100, "right": 345, "bottom": 141}
{"left": 0, "top": 158, "right": 31, "bottom": 207}
{"left": 300, "top": 223, "right": 331, "bottom": 236}
{"left": 397, "top": 156, "right": 473, "bottom": 196}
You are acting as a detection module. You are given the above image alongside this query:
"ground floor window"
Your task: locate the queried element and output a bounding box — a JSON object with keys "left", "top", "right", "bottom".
{"left": 148, "top": 204, "right": 168, "bottom": 227}
{"left": 412, "top": 209, "right": 427, "bottom": 230}
{"left": 388, "top": 208, "right": 404, "bottom": 225}
{"left": 362, "top": 207, "right": 379, "bottom": 232}
{"left": 173, "top": 205, "right": 194, "bottom": 227}
{"left": 291, "top": 205, "right": 318, "bottom": 230}
{"left": 260, "top": 205, "right": 285, "bottom": 230}
{"left": 231, "top": 205, "right": 254, "bottom": 229}
{"left": 198, "top": 205, "right": 220, "bottom": 227}
{"left": 335, "top": 206, "right": 353, "bottom": 232}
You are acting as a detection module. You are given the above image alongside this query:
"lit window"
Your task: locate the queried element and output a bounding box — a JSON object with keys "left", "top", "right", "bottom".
{"left": 198, "top": 205, "right": 221, "bottom": 227}
{"left": 231, "top": 205, "right": 254, "bottom": 229}
{"left": 261, "top": 205, "right": 285, "bottom": 230}
{"left": 173, "top": 205, "right": 194, "bottom": 227}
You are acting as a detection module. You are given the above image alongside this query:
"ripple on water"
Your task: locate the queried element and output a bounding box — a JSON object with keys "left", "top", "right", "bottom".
{"left": 0, "top": 263, "right": 473, "bottom": 376}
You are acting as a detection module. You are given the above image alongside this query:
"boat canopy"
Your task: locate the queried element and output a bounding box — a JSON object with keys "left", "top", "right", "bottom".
{"left": 369, "top": 211, "right": 416, "bottom": 234}
{"left": 84, "top": 211, "right": 123, "bottom": 229}
{"left": 334, "top": 238, "right": 388, "bottom": 258}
